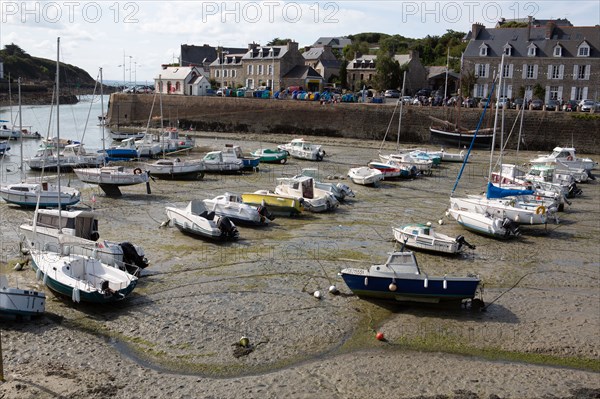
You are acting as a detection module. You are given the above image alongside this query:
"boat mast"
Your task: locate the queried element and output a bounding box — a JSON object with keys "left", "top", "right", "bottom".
{"left": 515, "top": 91, "right": 527, "bottom": 165}
{"left": 56, "top": 37, "right": 62, "bottom": 229}
{"left": 159, "top": 74, "right": 165, "bottom": 158}
{"left": 487, "top": 53, "right": 505, "bottom": 183}
{"left": 396, "top": 70, "right": 407, "bottom": 152}
{"left": 100, "top": 67, "right": 106, "bottom": 155}
{"left": 18, "top": 77, "right": 23, "bottom": 181}
{"left": 443, "top": 47, "right": 449, "bottom": 102}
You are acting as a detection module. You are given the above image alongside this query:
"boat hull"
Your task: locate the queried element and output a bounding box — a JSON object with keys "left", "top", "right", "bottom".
{"left": 0, "top": 288, "right": 46, "bottom": 316}
{"left": 429, "top": 127, "right": 494, "bottom": 150}
{"left": 392, "top": 227, "right": 460, "bottom": 254}
{"left": 241, "top": 193, "right": 303, "bottom": 216}
{"left": 340, "top": 270, "right": 480, "bottom": 303}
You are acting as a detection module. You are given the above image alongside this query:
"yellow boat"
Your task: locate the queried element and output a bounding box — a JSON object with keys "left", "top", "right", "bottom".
{"left": 241, "top": 190, "right": 304, "bottom": 216}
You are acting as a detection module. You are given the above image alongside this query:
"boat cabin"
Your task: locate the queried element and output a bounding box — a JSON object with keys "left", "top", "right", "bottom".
{"left": 370, "top": 252, "right": 421, "bottom": 275}
{"left": 34, "top": 209, "right": 100, "bottom": 241}
{"left": 287, "top": 176, "right": 315, "bottom": 199}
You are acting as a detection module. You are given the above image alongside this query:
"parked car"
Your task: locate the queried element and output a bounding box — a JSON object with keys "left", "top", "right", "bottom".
{"left": 384, "top": 89, "right": 400, "bottom": 98}
{"left": 479, "top": 98, "right": 491, "bottom": 108}
{"left": 496, "top": 97, "right": 510, "bottom": 109}
{"left": 401, "top": 96, "right": 412, "bottom": 104}
{"left": 416, "top": 88, "right": 431, "bottom": 97}
{"left": 579, "top": 99, "right": 596, "bottom": 112}
{"left": 545, "top": 99, "right": 559, "bottom": 111}
{"left": 563, "top": 100, "right": 578, "bottom": 112}
{"left": 530, "top": 99, "right": 544, "bottom": 110}
{"left": 510, "top": 98, "right": 524, "bottom": 109}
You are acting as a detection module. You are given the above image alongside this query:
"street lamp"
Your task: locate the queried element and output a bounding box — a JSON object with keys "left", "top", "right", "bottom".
{"left": 129, "top": 55, "right": 133, "bottom": 86}
{"left": 221, "top": 50, "right": 229, "bottom": 96}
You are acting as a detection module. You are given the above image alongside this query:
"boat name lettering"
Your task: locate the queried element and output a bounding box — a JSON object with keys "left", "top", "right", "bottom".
{"left": 1, "top": 1, "right": 139, "bottom": 24}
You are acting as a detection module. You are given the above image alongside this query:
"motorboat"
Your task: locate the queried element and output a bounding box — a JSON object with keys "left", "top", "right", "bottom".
{"left": 392, "top": 223, "right": 475, "bottom": 255}
{"left": 379, "top": 152, "right": 433, "bottom": 174}
{"left": 221, "top": 144, "right": 260, "bottom": 170}
{"left": 74, "top": 166, "right": 151, "bottom": 196}
{"left": 20, "top": 208, "right": 149, "bottom": 276}
{"left": 278, "top": 138, "right": 326, "bottom": 161}
{"left": 104, "top": 137, "right": 140, "bottom": 161}
{"left": 530, "top": 146, "right": 597, "bottom": 172}
{"left": 202, "top": 151, "right": 243, "bottom": 172}
{"left": 1, "top": 275, "right": 46, "bottom": 318}
{"left": 241, "top": 190, "right": 304, "bottom": 217}
{"left": 367, "top": 160, "right": 417, "bottom": 179}
{"left": 203, "top": 193, "right": 273, "bottom": 226}
{"left": 339, "top": 251, "right": 482, "bottom": 304}
{"left": 0, "top": 140, "right": 10, "bottom": 155}
{"left": 347, "top": 166, "right": 384, "bottom": 186}
{"left": 446, "top": 208, "right": 520, "bottom": 238}
{"left": 0, "top": 181, "right": 81, "bottom": 208}
{"left": 165, "top": 199, "right": 239, "bottom": 241}
{"left": 251, "top": 148, "right": 288, "bottom": 164}
{"left": 146, "top": 158, "right": 206, "bottom": 180}
{"left": 275, "top": 175, "right": 339, "bottom": 212}
{"left": 297, "top": 168, "right": 355, "bottom": 201}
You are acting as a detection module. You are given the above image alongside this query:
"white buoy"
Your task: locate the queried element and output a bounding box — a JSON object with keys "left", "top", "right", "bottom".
{"left": 426, "top": 221, "right": 432, "bottom": 227}
{"left": 445, "top": 211, "right": 450, "bottom": 217}
{"left": 438, "top": 219, "right": 444, "bottom": 225}
{"left": 239, "top": 336, "right": 250, "bottom": 347}
{"left": 388, "top": 282, "right": 397, "bottom": 292}
{"left": 13, "top": 263, "right": 23, "bottom": 271}
{"left": 313, "top": 290, "right": 322, "bottom": 299}
{"left": 328, "top": 285, "right": 339, "bottom": 295}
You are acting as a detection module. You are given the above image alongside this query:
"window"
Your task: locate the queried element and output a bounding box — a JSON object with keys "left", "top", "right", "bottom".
{"left": 525, "top": 85, "right": 533, "bottom": 100}
{"left": 215, "top": 70, "right": 220, "bottom": 78}
{"left": 527, "top": 44, "right": 537, "bottom": 57}
{"left": 175, "top": 82, "right": 180, "bottom": 92}
{"left": 475, "top": 63, "right": 488, "bottom": 78}
{"left": 231, "top": 70, "right": 236, "bottom": 78}
{"left": 526, "top": 65, "right": 535, "bottom": 78}
{"left": 551, "top": 65, "right": 560, "bottom": 79}
{"left": 479, "top": 44, "right": 488, "bottom": 56}
{"left": 502, "top": 64, "right": 512, "bottom": 78}
{"left": 574, "top": 87, "right": 584, "bottom": 101}
{"left": 258, "top": 64, "right": 264, "bottom": 75}
{"left": 575, "top": 65, "right": 589, "bottom": 80}
{"left": 267, "top": 64, "right": 273, "bottom": 76}
{"left": 475, "top": 84, "right": 484, "bottom": 97}
{"left": 578, "top": 45, "right": 590, "bottom": 57}
{"left": 247, "top": 65, "right": 254, "bottom": 75}
{"left": 246, "top": 78, "right": 254, "bottom": 89}
{"left": 553, "top": 46, "right": 562, "bottom": 57}
{"left": 503, "top": 44, "right": 512, "bottom": 56}
{"left": 223, "top": 69, "right": 228, "bottom": 78}
{"left": 549, "top": 86, "right": 559, "bottom": 100}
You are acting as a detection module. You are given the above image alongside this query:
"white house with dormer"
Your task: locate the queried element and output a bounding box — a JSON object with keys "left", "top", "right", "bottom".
{"left": 154, "top": 66, "right": 207, "bottom": 95}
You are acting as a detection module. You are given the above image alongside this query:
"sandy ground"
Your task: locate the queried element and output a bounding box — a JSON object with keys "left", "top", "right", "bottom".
{"left": 1, "top": 132, "right": 599, "bottom": 398}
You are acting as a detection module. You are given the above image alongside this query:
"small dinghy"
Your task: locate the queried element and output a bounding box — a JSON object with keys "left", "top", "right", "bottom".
{"left": 392, "top": 223, "right": 475, "bottom": 255}
{"left": 347, "top": 167, "right": 384, "bottom": 186}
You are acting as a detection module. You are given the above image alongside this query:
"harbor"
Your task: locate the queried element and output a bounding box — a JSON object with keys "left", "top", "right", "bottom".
{"left": 1, "top": 126, "right": 599, "bottom": 397}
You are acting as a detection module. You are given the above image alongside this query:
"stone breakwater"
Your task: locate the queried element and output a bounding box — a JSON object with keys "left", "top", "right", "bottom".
{"left": 108, "top": 93, "right": 600, "bottom": 154}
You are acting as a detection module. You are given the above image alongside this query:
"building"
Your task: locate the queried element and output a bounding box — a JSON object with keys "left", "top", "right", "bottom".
{"left": 426, "top": 66, "right": 460, "bottom": 96}
{"left": 154, "top": 66, "right": 205, "bottom": 95}
{"left": 345, "top": 51, "right": 428, "bottom": 93}
{"left": 463, "top": 19, "right": 600, "bottom": 102}
{"left": 180, "top": 44, "right": 247, "bottom": 73}
{"left": 312, "top": 37, "right": 352, "bottom": 51}
{"left": 303, "top": 46, "right": 341, "bottom": 83}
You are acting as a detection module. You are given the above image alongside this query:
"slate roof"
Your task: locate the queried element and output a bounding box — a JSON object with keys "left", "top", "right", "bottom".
{"left": 313, "top": 37, "right": 352, "bottom": 48}
{"left": 242, "top": 46, "right": 287, "bottom": 60}
{"left": 283, "top": 65, "right": 322, "bottom": 79}
{"left": 155, "top": 66, "right": 199, "bottom": 80}
{"left": 180, "top": 44, "right": 247, "bottom": 66}
{"left": 303, "top": 47, "right": 326, "bottom": 60}
{"left": 464, "top": 25, "right": 600, "bottom": 58}
{"left": 426, "top": 66, "right": 460, "bottom": 80}
{"left": 319, "top": 59, "right": 342, "bottom": 69}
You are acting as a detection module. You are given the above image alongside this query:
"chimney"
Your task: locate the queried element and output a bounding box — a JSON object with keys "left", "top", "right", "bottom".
{"left": 527, "top": 15, "right": 532, "bottom": 41}
{"left": 545, "top": 20, "right": 556, "bottom": 39}
{"left": 471, "top": 22, "right": 484, "bottom": 40}
{"left": 287, "top": 41, "right": 299, "bottom": 53}
{"left": 247, "top": 42, "right": 258, "bottom": 50}
{"left": 304, "top": 46, "right": 311, "bottom": 52}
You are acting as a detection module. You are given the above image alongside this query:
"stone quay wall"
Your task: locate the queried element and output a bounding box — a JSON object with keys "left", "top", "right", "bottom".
{"left": 108, "top": 93, "right": 600, "bottom": 154}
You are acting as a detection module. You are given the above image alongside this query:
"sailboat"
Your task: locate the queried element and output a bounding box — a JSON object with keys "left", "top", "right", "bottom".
{"left": 0, "top": 78, "right": 42, "bottom": 140}
{"left": 378, "top": 71, "right": 434, "bottom": 175}
{"left": 27, "top": 38, "right": 138, "bottom": 304}
{"left": 0, "top": 77, "right": 81, "bottom": 208}
{"left": 74, "top": 68, "right": 151, "bottom": 197}
{"left": 429, "top": 52, "right": 494, "bottom": 150}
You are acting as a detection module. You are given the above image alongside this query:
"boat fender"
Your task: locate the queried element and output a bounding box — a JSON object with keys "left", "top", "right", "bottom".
{"left": 424, "top": 277, "right": 428, "bottom": 288}
{"left": 364, "top": 277, "right": 368, "bottom": 286}
{"left": 443, "top": 277, "right": 447, "bottom": 290}
{"left": 567, "top": 155, "right": 573, "bottom": 161}
{"left": 133, "top": 168, "right": 142, "bottom": 175}
{"left": 535, "top": 205, "right": 546, "bottom": 215}
{"left": 72, "top": 288, "right": 81, "bottom": 303}
{"left": 388, "top": 282, "right": 397, "bottom": 292}
{"left": 36, "top": 269, "right": 42, "bottom": 281}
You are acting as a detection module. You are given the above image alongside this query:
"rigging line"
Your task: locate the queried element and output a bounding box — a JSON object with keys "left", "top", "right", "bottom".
{"left": 491, "top": 106, "right": 524, "bottom": 173}
{"left": 450, "top": 74, "right": 498, "bottom": 197}
{"left": 79, "top": 70, "right": 101, "bottom": 144}
{"left": 378, "top": 99, "right": 399, "bottom": 153}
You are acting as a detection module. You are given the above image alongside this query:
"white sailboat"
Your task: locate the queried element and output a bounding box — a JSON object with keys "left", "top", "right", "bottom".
{"left": 0, "top": 274, "right": 46, "bottom": 318}
{"left": 0, "top": 78, "right": 81, "bottom": 208}
{"left": 74, "top": 68, "right": 151, "bottom": 197}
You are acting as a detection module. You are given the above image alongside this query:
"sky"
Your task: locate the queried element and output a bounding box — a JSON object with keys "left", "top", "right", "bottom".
{"left": 1, "top": 0, "right": 599, "bottom": 84}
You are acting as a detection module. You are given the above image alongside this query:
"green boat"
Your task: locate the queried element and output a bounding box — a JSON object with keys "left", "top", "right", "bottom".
{"left": 251, "top": 148, "right": 288, "bottom": 164}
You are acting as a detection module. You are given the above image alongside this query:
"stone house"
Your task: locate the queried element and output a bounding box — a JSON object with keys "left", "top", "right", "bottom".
{"left": 462, "top": 19, "right": 600, "bottom": 102}
{"left": 345, "top": 51, "right": 428, "bottom": 94}
{"left": 154, "top": 66, "right": 205, "bottom": 95}
{"left": 312, "top": 37, "right": 352, "bottom": 51}
{"left": 180, "top": 44, "right": 246, "bottom": 75}
{"left": 303, "top": 46, "right": 341, "bottom": 83}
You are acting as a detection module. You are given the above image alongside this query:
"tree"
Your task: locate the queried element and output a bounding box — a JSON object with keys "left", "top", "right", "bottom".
{"left": 1, "top": 43, "right": 29, "bottom": 57}
{"left": 533, "top": 83, "right": 545, "bottom": 100}
{"left": 267, "top": 38, "right": 292, "bottom": 46}
{"left": 374, "top": 52, "right": 401, "bottom": 91}
{"left": 339, "top": 60, "right": 348, "bottom": 89}
{"left": 460, "top": 70, "right": 477, "bottom": 97}
{"left": 342, "top": 42, "right": 370, "bottom": 61}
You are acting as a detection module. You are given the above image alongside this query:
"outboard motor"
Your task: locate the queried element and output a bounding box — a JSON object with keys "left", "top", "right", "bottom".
{"left": 257, "top": 205, "right": 275, "bottom": 221}
{"left": 502, "top": 218, "right": 521, "bottom": 237}
{"left": 455, "top": 235, "right": 476, "bottom": 251}
{"left": 567, "top": 183, "right": 583, "bottom": 198}
{"left": 120, "top": 242, "right": 149, "bottom": 275}
{"left": 586, "top": 170, "right": 596, "bottom": 180}
{"left": 217, "top": 216, "right": 239, "bottom": 240}
{"left": 337, "top": 183, "right": 355, "bottom": 198}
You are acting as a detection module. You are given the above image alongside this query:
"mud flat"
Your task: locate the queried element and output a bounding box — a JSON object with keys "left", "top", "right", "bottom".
{"left": 1, "top": 132, "right": 599, "bottom": 398}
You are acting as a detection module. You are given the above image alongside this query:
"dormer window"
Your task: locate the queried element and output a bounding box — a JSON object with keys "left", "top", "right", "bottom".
{"left": 479, "top": 43, "right": 488, "bottom": 56}
{"left": 503, "top": 43, "right": 512, "bottom": 56}
{"left": 553, "top": 45, "right": 562, "bottom": 57}
{"left": 527, "top": 43, "right": 537, "bottom": 57}
{"left": 578, "top": 41, "right": 590, "bottom": 57}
